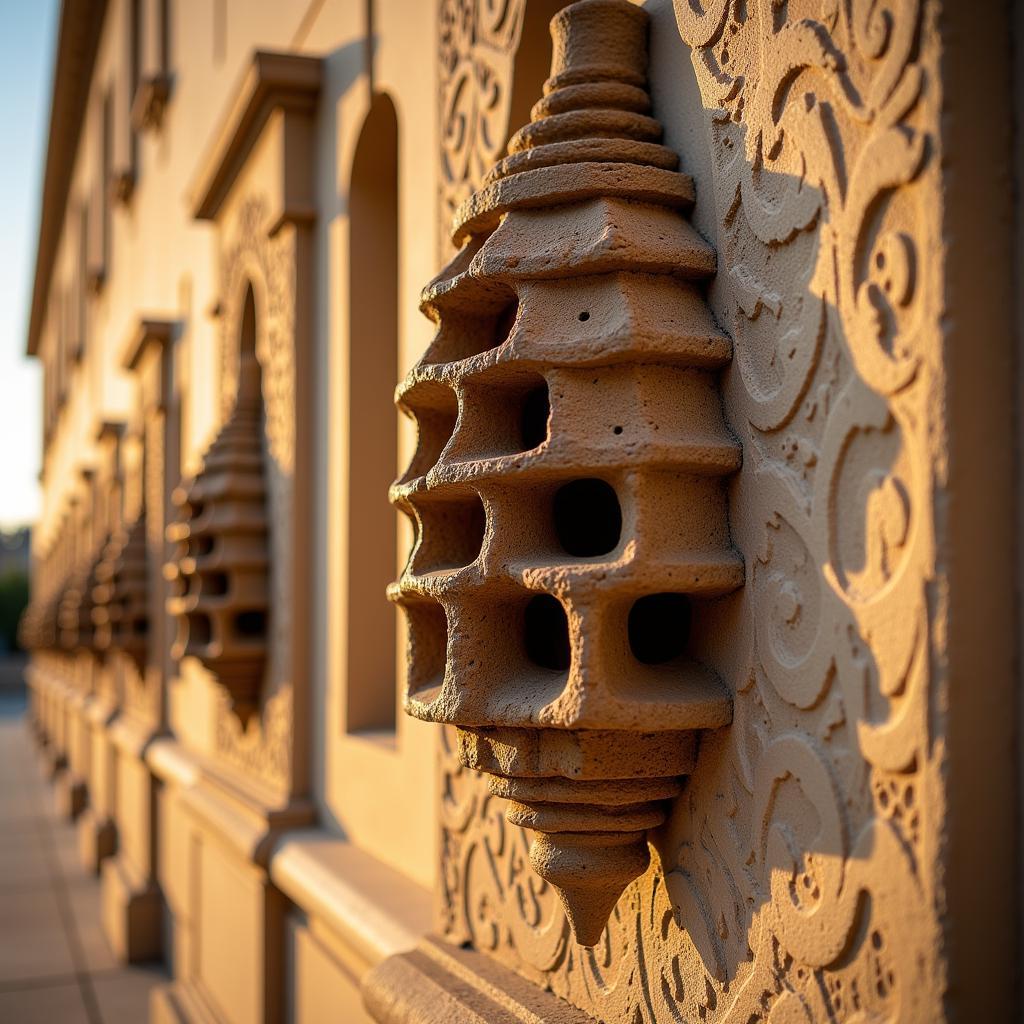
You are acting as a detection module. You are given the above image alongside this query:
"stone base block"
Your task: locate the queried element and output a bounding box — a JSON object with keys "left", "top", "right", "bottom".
{"left": 362, "top": 936, "right": 592, "bottom": 1023}
{"left": 43, "top": 749, "right": 67, "bottom": 781}
{"left": 54, "top": 772, "right": 87, "bottom": 821}
{"left": 101, "top": 854, "right": 163, "bottom": 963}
{"left": 77, "top": 809, "right": 117, "bottom": 874}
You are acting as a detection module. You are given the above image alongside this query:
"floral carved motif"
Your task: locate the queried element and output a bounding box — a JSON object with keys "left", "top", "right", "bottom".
{"left": 437, "top": 0, "right": 942, "bottom": 1020}
{"left": 439, "top": 0, "right": 528, "bottom": 243}
{"left": 215, "top": 684, "right": 292, "bottom": 789}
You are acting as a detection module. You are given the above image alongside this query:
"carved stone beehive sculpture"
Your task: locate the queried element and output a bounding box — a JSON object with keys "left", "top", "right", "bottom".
{"left": 17, "top": 601, "right": 42, "bottom": 652}
{"left": 390, "top": 0, "right": 742, "bottom": 946}
{"left": 166, "top": 351, "right": 269, "bottom": 717}
{"left": 92, "top": 516, "right": 149, "bottom": 670}
{"left": 38, "top": 585, "right": 63, "bottom": 652}
{"left": 59, "top": 555, "right": 102, "bottom": 653}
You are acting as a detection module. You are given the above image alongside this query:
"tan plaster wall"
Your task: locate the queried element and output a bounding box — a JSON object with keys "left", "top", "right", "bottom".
{"left": 431, "top": 1, "right": 1017, "bottom": 1021}
{"left": 28, "top": 0, "right": 1019, "bottom": 1020}
{"left": 35, "top": 0, "right": 444, "bottom": 888}
{"left": 311, "top": 0, "right": 440, "bottom": 888}
{"left": 286, "top": 914, "right": 374, "bottom": 1024}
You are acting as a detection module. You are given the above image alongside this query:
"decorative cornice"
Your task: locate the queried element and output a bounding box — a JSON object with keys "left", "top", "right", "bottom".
{"left": 94, "top": 419, "right": 125, "bottom": 443}
{"left": 26, "top": 0, "right": 109, "bottom": 356}
{"left": 131, "top": 72, "right": 172, "bottom": 133}
{"left": 120, "top": 317, "right": 175, "bottom": 373}
{"left": 190, "top": 50, "right": 322, "bottom": 223}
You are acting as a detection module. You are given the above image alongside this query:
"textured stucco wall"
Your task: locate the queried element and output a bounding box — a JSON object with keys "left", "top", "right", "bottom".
{"left": 436, "top": 1, "right": 1017, "bottom": 1021}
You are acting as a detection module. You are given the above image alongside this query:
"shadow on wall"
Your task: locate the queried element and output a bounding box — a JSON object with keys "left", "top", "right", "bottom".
{"left": 435, "top": 1, "right": 940, "bottom": 1021}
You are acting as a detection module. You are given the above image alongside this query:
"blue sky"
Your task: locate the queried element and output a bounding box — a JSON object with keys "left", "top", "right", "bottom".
{"left": 0, "top": 0, "right": 60, "bottom": 529}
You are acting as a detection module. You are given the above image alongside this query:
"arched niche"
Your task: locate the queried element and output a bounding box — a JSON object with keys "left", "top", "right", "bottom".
{"left": 345, "top": 92, "right": 400, "bottom": 733}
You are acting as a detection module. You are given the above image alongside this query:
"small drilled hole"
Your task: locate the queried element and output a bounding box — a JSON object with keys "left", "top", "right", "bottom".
{"left": 612, "top": 425, "right": 623, "bottom": 435}
{"left": 553, "top": 479, "right": 621, "bottom": 557}
{"left": 520, "top": 384, "right": 550, "bottom": 450}
{"left": 234, "top": 610, "right": 266, "bottom": 638}
{"left": 628, "top": 594, "right": 691, "bottom": 664}
{"left": 203, "top": 572, "right": 229, "bottom": 596}
{"left": 578, "top": 311, "right": 590, "bottom": 322}
{"left": 524, "top": 594, "right": 570, "bottom": 672}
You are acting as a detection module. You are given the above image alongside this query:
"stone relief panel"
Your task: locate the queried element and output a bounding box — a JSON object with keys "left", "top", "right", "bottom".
{"left": 437, "top": 1, "right": 943, "bottom": 1021}
{"left": 439, "top": 0, "right": 528, "bottom": 244}
{"left": 209, "top": 195, "right": 298, "bottom": 792}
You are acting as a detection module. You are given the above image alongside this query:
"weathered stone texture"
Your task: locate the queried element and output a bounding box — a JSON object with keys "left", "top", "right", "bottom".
{"left": 431, "top": 1, "right": 951, "bottom": 1021}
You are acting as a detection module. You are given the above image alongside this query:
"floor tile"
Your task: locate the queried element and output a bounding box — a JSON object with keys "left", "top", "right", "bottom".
{"left": 46, "top": 819, "right": 85, "bottom": 878}
{"left": 0, "top": 979, "right": 91, "bottom": 1023}
{"left": 0, "top": 883, "right": 78, "bottom": 983}
{"left": 65, "top": 876, "right": 120, "bottom": 973}
{"left": 0, "top": 703, "right": 168, "bottom": 1021}
{"left": 92, "top": 965, "right": 169, "bottom": 1022}
{"left": 0, "top": 823, "right": 52, "bottom": 885}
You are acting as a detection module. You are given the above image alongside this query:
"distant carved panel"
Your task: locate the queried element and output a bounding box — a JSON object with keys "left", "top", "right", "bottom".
{"left": 437, "top": 1, "right": 943, "bottom": 1021}
{"left": 210, "top": 195, "right": 298, "bottom": 792}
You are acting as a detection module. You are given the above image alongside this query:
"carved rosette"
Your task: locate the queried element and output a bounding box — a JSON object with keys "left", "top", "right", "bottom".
{"left": 165, "top": 353, "right": 269, "bottom": 718}
{"left": 393, "top": 0, "right": 741, "bottom": 947}
{"left": 92, "top": 515, "right": 148, "bottom": 669}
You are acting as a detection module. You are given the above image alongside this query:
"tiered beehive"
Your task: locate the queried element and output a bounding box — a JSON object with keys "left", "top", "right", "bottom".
{"left": 59, "top": 554, "right": 102, "bottom": 653}
{"left": 165, "top": 350, "right": 269, "bottom": 717}
{"left": 17, "top": 600, "right": 42, "bottom": 652}
{"left": 38, "top": 585, "right": 63, "bottom": 651}
{"left": 92, "top": 515, "right": 149, "bottom": 669}
{"left": 30, "top": 529, "right": 68, "bottom": 652}
{"left": 390, "top": 0, "right": 742, "bottom": 946}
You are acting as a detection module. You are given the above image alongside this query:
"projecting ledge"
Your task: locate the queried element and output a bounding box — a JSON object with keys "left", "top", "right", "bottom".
{"left": 362, "top": 935, "right": 595, "bottom": 1024}
{"left": 269, "top": 829, "right": 432, "bottom": 971}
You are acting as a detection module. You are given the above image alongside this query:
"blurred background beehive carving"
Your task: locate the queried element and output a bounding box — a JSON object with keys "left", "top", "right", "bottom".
{"left": 92, "top": 515, "right": 148, "bottom": 669}
{"left": 166, "top": 349, "right": 269, "bottom": 718}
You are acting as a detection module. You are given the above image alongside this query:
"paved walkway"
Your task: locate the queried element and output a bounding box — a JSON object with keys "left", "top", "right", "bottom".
{"left": 0, "top": 688, "right": 166, "bottom": 1022}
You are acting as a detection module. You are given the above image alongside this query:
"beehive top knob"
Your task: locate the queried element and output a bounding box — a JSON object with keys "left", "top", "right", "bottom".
{"left": 547, "top": 0, "right": 648, "bottom": 92}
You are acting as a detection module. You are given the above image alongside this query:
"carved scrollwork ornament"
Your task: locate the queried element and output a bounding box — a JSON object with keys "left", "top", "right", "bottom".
{"left": 430, "top": 0, "right": 942, "bottom": 1020}
{"left": 439, "top": 0, "right": 528, "bottom": 236}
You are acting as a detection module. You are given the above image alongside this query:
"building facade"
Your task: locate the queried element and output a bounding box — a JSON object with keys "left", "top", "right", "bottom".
{"left": 19, "top": 0, "right": 1020, "bottom": 1021}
